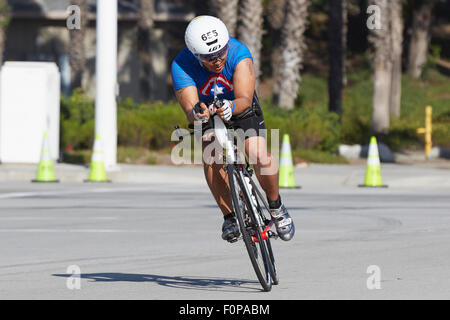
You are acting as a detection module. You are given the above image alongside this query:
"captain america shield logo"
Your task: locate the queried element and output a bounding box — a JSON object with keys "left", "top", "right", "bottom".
{"left": 199, "top": 74, "right": 234, "bottom": 96}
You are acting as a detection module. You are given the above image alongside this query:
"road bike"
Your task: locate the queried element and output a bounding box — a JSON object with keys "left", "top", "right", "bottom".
{"left": 174, "top": 100, "right": 279, "bottom": 292}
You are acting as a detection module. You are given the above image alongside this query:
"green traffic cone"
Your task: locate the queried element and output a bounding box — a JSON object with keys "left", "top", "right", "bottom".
{"left": 359, "top": 136, "right": 388, "bottom": 188}
{"left": 32, "top": 131, "right": 59, "bottom": 183}
{"left": 85, "top": 134, "right": 110, "bottom": 182}
{"left": 279, "top": 134, "right": 300, "bottom": 189}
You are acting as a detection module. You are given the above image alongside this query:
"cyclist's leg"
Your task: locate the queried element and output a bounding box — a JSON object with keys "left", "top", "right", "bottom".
{"left": 246, "top": 134, "right": 295, "bottom": 240}
{"left": 202, "top": 136, "right": 233, "bottom": 217}
{"left": 233, "top": 94, "right": 295, "bottom": 240}
{"left": 245, "top": 135, "right": 279, "bottom": 202}
{"left": 202, "top": 136, "right": 240, "bottom": 241}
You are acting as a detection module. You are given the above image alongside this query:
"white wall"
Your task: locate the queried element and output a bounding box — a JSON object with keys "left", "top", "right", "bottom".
{"left": 0, "top": 62, "right": 60, "bottom": 163}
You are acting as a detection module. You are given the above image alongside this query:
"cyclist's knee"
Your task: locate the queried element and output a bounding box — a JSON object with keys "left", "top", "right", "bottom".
{"left": 247, "top": 143, "right": 272, "bottom": 167}
{"left": 202, "top": 137, "right": 224, "bottom": 166}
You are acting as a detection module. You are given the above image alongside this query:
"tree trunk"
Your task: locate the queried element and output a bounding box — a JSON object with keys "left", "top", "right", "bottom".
{"left": 372, "top": 62, "right": 392, "bottom": 133}
{"left": 0, "top": 0, "right": 10, "bottom": 72}
{"left": 342, "top": 0, "right": 348, "bottom": 87}
{"left": 328, "top": 0, "right": 347, "bottom": 116}
{"left": 210, "top": 0, "right": 239, "bottom": 37}
{"left": 69, "top": 0, "right": 88, "bottom": 91}
{"left": 149, "top": 28, "right": 168, "bottom": 101}
{"left": 389, "top": 0, "right": 403, "bottom": 118}
{"left": 137, "top": 0, "right": 154, "bottom": 102}
{"left": 407, "top": 0, "right": 435, "bottom": 78}
{"left": 273, "top": 0, "right": 309, "bottom": 109}
{"left": 266, "top": 0, "right": 286, "bottom": 31}
{"left": 368, "top": 0, "right": 392, "bottom": 134}
{"left": 237, "top": 0, "right": 264, "bottom": 86}
{"left": 0, "top": 24, "right": 5, "bottom": 71}
{"left": 266, "top": 0, "right": 286, "bottom": 98}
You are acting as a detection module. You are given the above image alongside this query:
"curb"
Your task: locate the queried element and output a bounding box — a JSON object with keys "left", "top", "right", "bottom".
{"left": 338, "top": 144, "right": 450, "bottom": 162}
{"left": 0, "top": 162, "right": 449, "bottom": 189}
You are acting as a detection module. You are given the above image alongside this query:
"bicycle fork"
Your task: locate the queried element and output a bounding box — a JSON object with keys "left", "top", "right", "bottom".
{"left": 238, "top": 171, "right": 278, "bottom": 243}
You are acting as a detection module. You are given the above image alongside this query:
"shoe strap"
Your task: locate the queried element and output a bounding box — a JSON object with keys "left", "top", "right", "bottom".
{"left": 270, "top": 205, "right": 285, "bottom": 218}
{"left": 276, "top": 217, "right": 292, "bottom": 228}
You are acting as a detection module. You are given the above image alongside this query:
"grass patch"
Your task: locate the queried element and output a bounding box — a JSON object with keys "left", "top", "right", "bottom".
{"left": 292, "top": 149, "right": 348, "bottom": 164}
{"left": 117, "top": 147, "right": 157, "bottom": 165}
{"left": 62, "top": 147, "right": 157, "bottom": 165}
{"left": 62, "top": 150, "right": 92, "bottom": 164}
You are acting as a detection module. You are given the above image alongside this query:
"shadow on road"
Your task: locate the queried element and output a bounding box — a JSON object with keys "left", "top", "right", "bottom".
{"left": 53, "top": 273, "right": 262, "bottom": 292}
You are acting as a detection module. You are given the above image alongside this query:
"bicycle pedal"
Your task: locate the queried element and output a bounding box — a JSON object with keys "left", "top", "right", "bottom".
{"left": 227, "top": 236, "right": 239, "bottom": 243}
{"left": 268, "top": 230, "right": 278, "bottom": 239}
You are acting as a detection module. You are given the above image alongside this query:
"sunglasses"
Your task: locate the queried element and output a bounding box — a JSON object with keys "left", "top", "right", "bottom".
{"left": 197, "top": 42, "right": 229, "bottom": 62}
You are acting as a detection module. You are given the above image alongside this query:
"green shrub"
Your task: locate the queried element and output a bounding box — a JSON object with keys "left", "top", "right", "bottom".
{"left": 117, "top": 101, "right": 187, "bottom": 149}
{"left": 60, "top": 89, "right": 95, "bottom": 150}
{"left": 433, "top": 123, "right": 450, "bottom": 148}
{"left": 117, "top": 146, "right": 157, "bottom": 165}
{"left": 61, "top": 91, "right": 188, "bottom": 151}
{"left": 262, "top": 102, "right": 341, "bottom": 153}
{"left": 59, "top": 83, "right": 340, "bottom": 159}
{"left": 292, "top": 149, "right": 348, "bottom": 164}
{"left": 59, "top": 68, "right": 450, "bottom": 163}
{"left": 62, "top": 150, "right": 92, "bottom": 164}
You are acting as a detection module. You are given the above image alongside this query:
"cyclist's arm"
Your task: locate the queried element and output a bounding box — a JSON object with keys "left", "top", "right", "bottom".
{"left": 175, "top": 85, "right": 208, "bottom": 124}
{"left": 231, "top": 58, "right": 255, "bottom": 115}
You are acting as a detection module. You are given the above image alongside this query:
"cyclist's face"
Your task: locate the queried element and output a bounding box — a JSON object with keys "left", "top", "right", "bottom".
{"left": 201, "top": 50, "right": 228, "bottom": 74}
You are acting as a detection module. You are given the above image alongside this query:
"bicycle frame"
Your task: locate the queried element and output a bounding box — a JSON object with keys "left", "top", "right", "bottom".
{"left": 174, "top": 101, "right": 279, "bottom": 291}
{"left": 175, "top": 114, "right": 277, "bottom": 242}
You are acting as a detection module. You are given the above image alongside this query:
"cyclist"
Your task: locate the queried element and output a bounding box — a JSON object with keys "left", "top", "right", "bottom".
{"left": 171, "top": 15, "right": 295, "bottom": 242}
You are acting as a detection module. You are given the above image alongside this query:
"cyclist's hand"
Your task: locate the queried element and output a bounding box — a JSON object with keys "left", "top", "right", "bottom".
{"left": 215, "top": 99, "right": 234, "bottom": 122}
{"left": 192, "top": 102, "right": 210, "bottom": 123}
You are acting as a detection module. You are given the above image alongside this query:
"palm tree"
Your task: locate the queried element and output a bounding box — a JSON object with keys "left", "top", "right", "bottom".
{"left": 273, "top": 0, "right": 310, "bottom": 109}
{"left": 328, "top": 0, "right": 347, "bottom": 116}
{"left": 210, "top": 0, "right": 239, "bottom": 37}
{"left": 0, "top": 0, "right": 10, "bottom": 71}
{"left": 266, "top": 0, "right": 286, "bottom": 99}
{"left": 368, "top": 0, "right": 404, "bottom": 132}
{"left": 137, "top": 0, "right": 154, "bottom": 101}
{"left": 389, "top": 0, "right": 403, "bottom": 118}
{"left": 69, "top": 0, "right": 88, "bottom": 91}
{"left": 407, "top": 0, "right": 436, "bottom": 78}
{"left": 368, "top": 0, "right": 392, "bottom": 134}
{"left": 237, "top": 0, "right": 264, "bottom": 85}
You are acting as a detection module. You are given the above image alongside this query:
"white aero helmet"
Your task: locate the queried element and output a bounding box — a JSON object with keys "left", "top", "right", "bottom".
{"left": 185, "top": 15, "right": 230, "bottom": 61}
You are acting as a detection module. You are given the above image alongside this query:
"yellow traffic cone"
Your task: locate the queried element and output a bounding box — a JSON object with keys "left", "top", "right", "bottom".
{"left": 359, "top": 136, "right": 388, "bottom": 188}
{"left": 85, "top": 134, "right": 110, "bottom": 182}
{"left": 32, "top": 131, "right": 59, "bottom": 183}
{"left": 279, "top": 134, "right": 301, "bottom": 189}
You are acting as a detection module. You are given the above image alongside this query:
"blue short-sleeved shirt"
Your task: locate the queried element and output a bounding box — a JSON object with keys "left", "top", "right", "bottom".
{"left": 171, "top": 37, "right": 253, "bottom": 104}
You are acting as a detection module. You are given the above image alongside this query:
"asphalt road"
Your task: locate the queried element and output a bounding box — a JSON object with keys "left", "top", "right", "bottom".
{"left": 0, "top": 166, "right": 449, "bottom": 299}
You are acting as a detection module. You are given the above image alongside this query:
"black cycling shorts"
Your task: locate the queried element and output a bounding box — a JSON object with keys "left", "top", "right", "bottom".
{"left": 230, "top": 111, "right": 266, "bottom": 139}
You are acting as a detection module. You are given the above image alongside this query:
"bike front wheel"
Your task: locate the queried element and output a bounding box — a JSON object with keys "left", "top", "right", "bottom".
{"left": 228, "top": 166, "right": 272, "bottom": 292}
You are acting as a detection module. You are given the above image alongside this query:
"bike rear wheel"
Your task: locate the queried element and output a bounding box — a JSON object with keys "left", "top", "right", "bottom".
{"left": 228, "top": 165, "right": 272, "bottom": 292}
{"left": 249, "top": 176, "right": 279, "bottom": 285}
